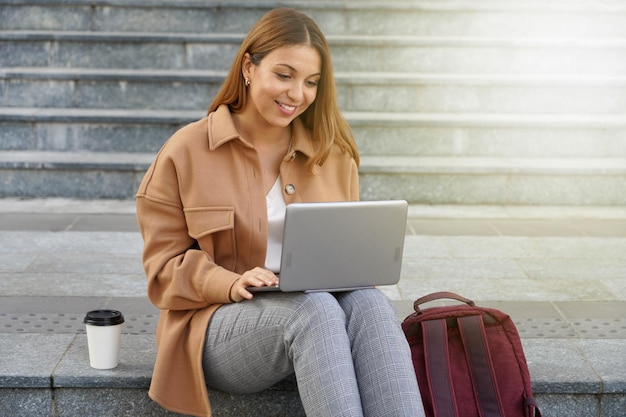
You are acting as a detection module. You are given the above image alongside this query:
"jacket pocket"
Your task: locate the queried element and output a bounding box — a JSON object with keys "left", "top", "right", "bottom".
{"left": 184, "top": 207, "right": 234, "bottom": 238}
{"left": 184, "top": 207, "right": 236, "bottom": 269}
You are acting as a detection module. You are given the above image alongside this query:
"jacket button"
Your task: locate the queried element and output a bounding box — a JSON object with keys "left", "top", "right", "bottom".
{"left": 285, "top": 184, "right": 296, "bottom": 195}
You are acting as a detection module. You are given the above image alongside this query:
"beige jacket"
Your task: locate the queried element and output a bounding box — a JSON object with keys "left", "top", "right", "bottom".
{"left": 136, "top": 105, "right": 359, "bottom": 416}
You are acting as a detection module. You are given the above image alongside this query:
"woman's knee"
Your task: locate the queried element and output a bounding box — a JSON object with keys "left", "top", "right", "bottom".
{"left": 337, "top": 288, "right": 396, "bottom": 322}
{"left": 281, "top": 292, "right": 350, "bottom": 354}
{"left": 293, "top": 291, "right": 346, "bottom": 327}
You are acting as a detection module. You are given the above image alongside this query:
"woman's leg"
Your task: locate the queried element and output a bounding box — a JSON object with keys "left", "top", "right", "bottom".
{"left": 202, "top": 291, "right": 364, "bottom": 417}
{"left": 335, "top": 289, "right": 426, "bottom": 417}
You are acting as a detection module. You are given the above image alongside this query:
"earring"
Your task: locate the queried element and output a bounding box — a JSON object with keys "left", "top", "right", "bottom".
{"left": 244, "top": 77, "right": 250, "bottom": 87}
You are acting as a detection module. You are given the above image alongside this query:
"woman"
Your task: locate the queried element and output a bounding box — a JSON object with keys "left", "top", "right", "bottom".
{"left": 136, "top": 7, "right": 425, "bottom": 417}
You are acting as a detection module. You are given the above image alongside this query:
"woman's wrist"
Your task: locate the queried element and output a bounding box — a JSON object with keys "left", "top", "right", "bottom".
{"left": 228, "top": 277, "right": 241, "bottom": 303}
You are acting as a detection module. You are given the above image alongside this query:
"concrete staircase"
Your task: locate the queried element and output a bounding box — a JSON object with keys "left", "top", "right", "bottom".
{"left": 1, "top": 0, "right": 625, "bottom": 204}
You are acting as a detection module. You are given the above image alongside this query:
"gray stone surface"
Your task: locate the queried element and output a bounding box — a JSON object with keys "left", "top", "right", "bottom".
{"left": 0, "top": 230, "right": 143, "bottom": 254}
{"left": 59, "top": 41, "right": 186, "bottom": 70}
{"left": 3, "top": 120, "right": 177, "bottom": 153}
{"left": 532, "top": 237, "right": 626, "bottom": 258}
{"left": 0, "top": 4, "right": 92, "bottom": 31}
{"left": 53, "top": 388, "right": 186, "bottom": 417}
{"left": 0, "top": 122, "right": 34, "bottom": 151}
{"left": 443, "top": 236, "right": 542, "bottom": 258}
{"left": 77, "top": 80, "right": 218, "bottom": 110}
{"left": 351, "top": 123, "right": 626, "bottom": 159}
{"left": 534, "top": 393, "right": 599, "bottom": 417}
{"left": 54, "top": 334, "right": 155, "bottom": 389}
{"left": 20, "top": 71, "right": 625, "bottom": 115}
{"left": 38, "top": 123, "right": 174, "bottom": 153}
{"left": 6, "top": 152, "right": 625, "bottom": 205}
{"left": 6, "top": 106, "right": 624, "bottom": 158}
{"left": 601, "top": 394, "right": 626, "bottom": 417}
{"left": 0, "top": 333, "right": 74, "bottom": 387}
{"left": 0, "top": 212, "right": 140, "bottom": 232}
{"left": 207, "top": 388, "right": 305, "bottom": 417}
{"left": 0, "top": 296, "right": 110, "bottom": 314}
{"left": 91, "top": 6, "right": 223, "bottom": 34}
{"left": 574, "top": 340, "right": 626, "bottom": 393}
{"left": 519, "top": 259, "right": 626, "bottom": 281}
{"left": 359, "top": 170, "right": 626, "bottom": 206}
{"left": 7, "top": 79, "right": 75, "bottom": 108}
{"left": 28, "top": 252, "right": 142, "bottom": 274}
{"left": 3, "top": 30, "right": 625, "bottom": 74}
{"left": 186, "top": 43, "right": 240, "bottom": 72}
{"left": 0, "top": 272, "right": 147, "bottom": 297}
{"left": 523, "top": 339, "right": 602, "bottom": 394}
{"left": 4, "top": 1, "right": 626, "bottom": 38}
{"left": 0, "top": 41, "right": 49, "bottom": 67}
{"left": 0, "top": 388, "right": 53, "bottom": 417}
{"left": 0, "top": 168, "right": 143, "bottom": 199}
{"left": 0, "top": 203, "right": 625, "bottom": 416}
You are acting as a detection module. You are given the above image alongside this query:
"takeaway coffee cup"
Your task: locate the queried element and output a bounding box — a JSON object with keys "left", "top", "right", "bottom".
{"left": 83, "top": 310, "right": 125, "bottom": 369}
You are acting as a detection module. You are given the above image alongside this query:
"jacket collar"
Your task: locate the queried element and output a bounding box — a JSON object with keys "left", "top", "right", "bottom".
{"left": 208, "top": 104, "right": 315, "bottom": 160}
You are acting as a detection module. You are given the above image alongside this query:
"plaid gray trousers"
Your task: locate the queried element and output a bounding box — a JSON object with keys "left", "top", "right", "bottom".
{"left": 202, "top": 288, "right": 426, "bottom": 417}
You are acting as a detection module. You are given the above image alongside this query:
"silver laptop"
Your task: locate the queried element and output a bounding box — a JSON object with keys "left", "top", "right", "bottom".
{"left": 249, "top": 200, "right": 408, "bottom": 293}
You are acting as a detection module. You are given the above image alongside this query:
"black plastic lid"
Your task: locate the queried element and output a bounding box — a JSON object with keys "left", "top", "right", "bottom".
{"left": 84, "top": 310, "right": 125, "bottom": 326}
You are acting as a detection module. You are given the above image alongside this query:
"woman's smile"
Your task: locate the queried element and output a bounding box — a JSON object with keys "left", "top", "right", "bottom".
{"left": 276, "top": 100, "right": 297, "bottom": 116}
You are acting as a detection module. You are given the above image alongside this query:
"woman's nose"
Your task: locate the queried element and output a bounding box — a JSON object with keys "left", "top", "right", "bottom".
{"left": 287, "top": 82, "right": 304, "bottom": 102}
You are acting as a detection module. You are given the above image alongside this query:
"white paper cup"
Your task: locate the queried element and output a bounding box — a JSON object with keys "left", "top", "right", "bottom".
{"left": 84, "top": 310, "right": 124, "bottom": 369}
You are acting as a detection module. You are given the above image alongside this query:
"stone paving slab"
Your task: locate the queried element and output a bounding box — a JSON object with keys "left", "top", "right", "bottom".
{"left": 2, "top": 332, "right": 623, "bottom": 395}
{"left": 0, "top": 296, "right": 158, "bottom": 334}
{"left": 1, "top": 229, "right": 625, "bottom": 302}
{"left": 3, "top": 296, "right": 624, "bottom": 340}
{"left": 2, "top": 204, "right": 626, "bottom": 236}
{"left": 525, "top": 338, "right": 603, "bottom": 394}
{"left": 576, "top": 339, "right": 626, "bottom": 394}
{"left": 0, "top": 213, "right": 140, "bottom": 232}
{"left": 0, "top": 333, "right": 75, "bottom": 388}
{"left": 0, "top": 273, "right": 147, "bottom": 297}
{"left": 54, "top": 334, "right": 155, "bottom": 389}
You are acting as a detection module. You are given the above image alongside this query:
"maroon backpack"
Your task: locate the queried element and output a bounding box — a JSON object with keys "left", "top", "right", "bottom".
{"left": 402, "top": 292, "right": 541, "bottom": 417}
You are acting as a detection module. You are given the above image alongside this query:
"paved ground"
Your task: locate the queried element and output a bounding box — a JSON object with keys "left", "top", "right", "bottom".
{"left": 0, "top": 198, "right": 625, "bottom": 417}
{"left": 1, "top": 198, "right": 624, "bottom": 331}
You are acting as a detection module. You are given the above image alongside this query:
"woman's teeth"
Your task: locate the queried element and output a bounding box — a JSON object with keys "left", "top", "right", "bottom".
{"left": 278, "top": 102, "right": 296, "bottom": 112}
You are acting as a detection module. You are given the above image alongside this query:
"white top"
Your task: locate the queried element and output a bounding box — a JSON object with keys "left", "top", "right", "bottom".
{"left": 264, "top": 177, "right": 286, "bottom": 273}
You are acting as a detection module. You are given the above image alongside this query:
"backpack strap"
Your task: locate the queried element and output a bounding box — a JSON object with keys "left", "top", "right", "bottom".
{"left": 524, "top": 396, "right": 542, "bottom": 417}
{"left": 458, "top": 315, "right": 506, "bottom": 417}
{"left": 422, "top": 319, "right": 458, "bottom": 417}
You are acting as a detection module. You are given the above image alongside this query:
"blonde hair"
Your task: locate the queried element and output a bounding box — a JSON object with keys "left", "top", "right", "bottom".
{"left": 208, "top": 7, "right": 359, "bottom": 168}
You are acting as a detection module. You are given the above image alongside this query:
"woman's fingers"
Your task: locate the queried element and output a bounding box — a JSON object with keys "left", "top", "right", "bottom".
{"left": 243, "top": 267, "right": 279, "bottom": 287}
{"left": 230, "top": 268, "right": 279, "bottom": 302}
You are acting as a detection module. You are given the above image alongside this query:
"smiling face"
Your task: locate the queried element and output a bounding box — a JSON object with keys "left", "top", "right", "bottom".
{"left": 241, "top": 45, "right": 322, "bottom": 130}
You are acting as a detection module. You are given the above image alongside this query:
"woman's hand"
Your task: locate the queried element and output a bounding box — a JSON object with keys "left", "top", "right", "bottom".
{"left": 229, "top": 267, "right": 279, "bottom": 302}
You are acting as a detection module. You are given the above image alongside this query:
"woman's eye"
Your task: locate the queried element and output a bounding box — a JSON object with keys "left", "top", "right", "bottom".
{"left": 306, "top": 80, "right": 319, "bottom": 87}
{"left": 276, "top": 73, "right": 290, "bottom": 80}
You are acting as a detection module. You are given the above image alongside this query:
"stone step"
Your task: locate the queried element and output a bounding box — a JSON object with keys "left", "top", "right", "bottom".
{"left": 2, "top": 1, "right": 625, "bottom": 207}
{"left": 0, "top": 150, "right": 152, "bottom": 199}
{"left": 1, "top": 150, "right": 625, "bottom": 205}
{"left": 3, "top": 0, "right": 626, "bottom": 38}
{"left": 3, "top": 68, "right": 626, "bottom": 114}
{"left": 3, "top": 107, "right": 625, "bottom": 159}
{"left": 2, "top": 30, "right": 626, "bottom": 75}
{"left": 0, "top": 68, "right": 223, "bottom": 111}
{"left": 359, "top": 155, "right": 626, "bottom": 205}
{"left": 3, "top": 331, "right": 624, "bottom": 417}
{"left": 1, "top": 296, "right": 625, "bottom": 417}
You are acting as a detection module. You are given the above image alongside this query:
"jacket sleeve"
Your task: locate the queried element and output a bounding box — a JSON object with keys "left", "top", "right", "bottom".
{"left": 136, "top": 152, "right": 239, "bottom": 311}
